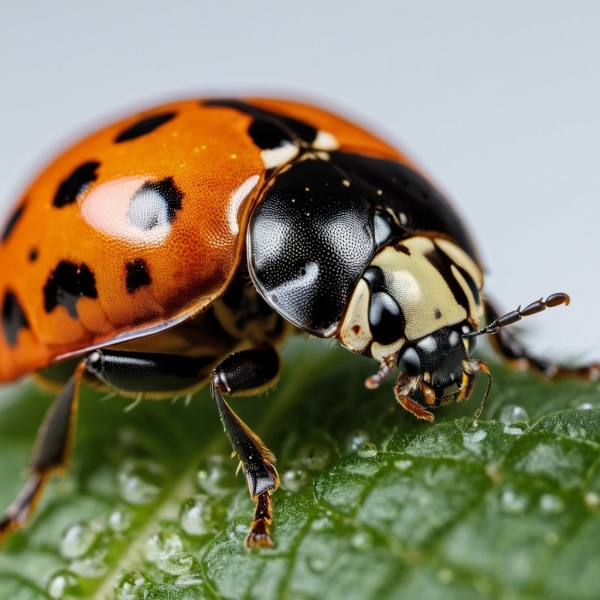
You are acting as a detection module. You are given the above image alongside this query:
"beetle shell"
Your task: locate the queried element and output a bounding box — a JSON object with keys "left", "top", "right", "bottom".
{"left": 0, "top": 98, "right": 415, "bottom": 382}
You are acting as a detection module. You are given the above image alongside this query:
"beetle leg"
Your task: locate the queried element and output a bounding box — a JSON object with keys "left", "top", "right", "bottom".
{"left": 393, "top": 372, "right": 434, "bottom": 422}
{"left": 211, "top": 347, "right": 281, "bottom": 548}
{"left": 484, "top": 298, "right": 600, "bottom": 381}
{"left": 0, "top": 361, "right": 86, "bottom": 540}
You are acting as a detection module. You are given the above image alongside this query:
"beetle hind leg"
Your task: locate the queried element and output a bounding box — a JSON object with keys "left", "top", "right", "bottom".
{"left": 485, "top": 298, "right": 600, "bottom": 381}
{"left": 0, "top": 362, "right": 85, "bottom": 540}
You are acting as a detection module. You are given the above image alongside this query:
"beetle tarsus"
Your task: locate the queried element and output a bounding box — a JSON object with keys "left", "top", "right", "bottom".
{"left": 246, "top": 491, "right": 274, "bottom": 548}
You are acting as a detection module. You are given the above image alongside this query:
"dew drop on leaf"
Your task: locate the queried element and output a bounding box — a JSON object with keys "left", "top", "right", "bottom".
{"left": 357, "top": 442, "right": 378, "bottom": 458}
{"left": 144, "top": 530, "right": 183, "bottom": 563}
{"left": 46, "top": 569, "right": 80, "bottom": 599}
{"left": 345, "top": 430, "right": 370, "bottom": 453}
{"left": 195, "top": 454, "right": 238, "bottom": 497}
{"left": 156, "top": 552, "right": 194, "bottom": 576}
{"left": 499, "top": 404, "right": 530, "bottom": 425}
{"left": 114, "top": 570, "right": 147, "bottom": 600}
{"left": 117, "top": 458, "right": 165, "bottom": 505}
{"left": 109, "top": 508, "right": 132, "bottom": 533}
{"left": 281, "top": 468, "right": 308, "bottom": 492}
{"left": 179, "top": 494, "right": 225, "bottom": 535}
{"left": 298, "top": 443, "right": 331, "bottom": 471}
{"left": 60, "top": 521, "right": 98, "bottom": 559}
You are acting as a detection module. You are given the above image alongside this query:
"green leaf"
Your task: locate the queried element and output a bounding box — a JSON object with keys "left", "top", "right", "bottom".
{"left": 0, "top": 338, "right": 599, "bottom": 600}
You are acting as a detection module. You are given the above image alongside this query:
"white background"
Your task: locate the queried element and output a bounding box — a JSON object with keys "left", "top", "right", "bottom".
{"left": 0, "top": 1, "right": 598, "bottom": 361}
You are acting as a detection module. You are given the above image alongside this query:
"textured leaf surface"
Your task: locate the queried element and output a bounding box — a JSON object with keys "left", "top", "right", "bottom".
{"left": 0, "top": 338, "right": 599, "bottom": 599}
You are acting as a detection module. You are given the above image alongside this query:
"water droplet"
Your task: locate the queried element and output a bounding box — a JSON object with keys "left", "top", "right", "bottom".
{"left": 499, "top": 405, "right": 530, "bottom": 425}
{"left": 118, "top": 458, "right": 165, "bottom": 505}
{"left": 60, "top": 522, "right": 97, "bottom": 559}
{"left": 144, "top": 530, "right": 183, "bottom": 563}
{"left": 281, "top": 468, "right": 308, "bottom": 493}
{"left": 501, "top": 489, "right": 528, "bottom": 514}
{"left": 578, "top": 402, "right": 594, "bottom": 410}
{"left": 585, "top": 492, "right": 600, "bottom": 509}
{"left": 69, "top": 548, "right": 108, "bottom": 578}
{"left": 114, "top": 570, "right": 147, "bottom": 600}
{"left": 350, "top": 530, "right": 373, "bottom": 551}
{"left": 463, "top": 428, "right": 487, "bottom": 445}
{"left": 308, "top": 556, "right": 330, "bottom": 573}
{"left": 394, "top": 459, "right": 413, "bottom": 471}
{"left": 179, "top": 495, "right": 225, "bottom": 536}
{"left": 157, "top": 552, "right": 194, "bottom": 576}
{"left": 195, "top": 454, "right": 237, "bottom": 497}
{"left": 345, "top": 430, "right": 369, "bottom": 453}
{"left": 298, "top": 444, "right": 330, "bottom": 471}
{"left": 357, "top": 442, "right": 378, "bottom": 458}
{"left": 109, "top": 508, "right": 132, "bottom": 533}
{"left": 540, "top": 494, "right": 565, "bottom": 514}
{"left": 503, "top": 423, "right": 528, "bottom": 436}
{"left": 46, "top": 570, "right": 79, "bottom": 599}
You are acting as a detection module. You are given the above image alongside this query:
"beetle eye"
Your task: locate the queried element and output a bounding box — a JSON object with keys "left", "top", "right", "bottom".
{"left": 397, "top": 346, "right": 421, "bottom": 376}
{"left": 467, "top": 336, "right": 477, "bottom": 356}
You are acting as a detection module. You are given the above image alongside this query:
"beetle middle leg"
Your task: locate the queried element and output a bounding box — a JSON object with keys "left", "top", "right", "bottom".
{"left": 211, "top": 347, "right": 281, "bottom": 548}
{"left": 88, "top": 347, "right": 283, "bottom": 546}
{"left": 484, "top": 297, "right": 600, "bottom": 381}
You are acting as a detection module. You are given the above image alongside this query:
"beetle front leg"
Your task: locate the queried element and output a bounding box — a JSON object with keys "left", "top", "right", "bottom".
{"left": 0, "top": 361, "right": 86, "bottom": 540}
{"left": 484, "top": 298, "right": 600, "bottom": 381}
{"left": 211, "top": 347, "right": 281, "bottom": 548}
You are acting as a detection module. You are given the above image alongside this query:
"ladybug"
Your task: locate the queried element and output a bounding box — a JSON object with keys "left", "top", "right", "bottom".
{"left": 0, "top": 98, "right": 598, "bottom": 548}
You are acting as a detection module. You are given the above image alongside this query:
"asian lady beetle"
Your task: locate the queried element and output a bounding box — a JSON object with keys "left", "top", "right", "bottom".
{"left": 0, "top": 98, "right": 598, "bottom": 547}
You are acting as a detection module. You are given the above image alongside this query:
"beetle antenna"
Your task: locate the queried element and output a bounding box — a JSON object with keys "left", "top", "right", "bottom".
{"left": 463, "top": 293, "right": 570, "bottom": 340}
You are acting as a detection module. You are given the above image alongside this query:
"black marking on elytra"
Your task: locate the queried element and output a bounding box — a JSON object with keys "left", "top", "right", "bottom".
{"left": 455, "top": 263, "right": 481, "bottom": 305}
{"left": 248, "top": 118, "right": 294, "bottom": 150}
{"left": 425, "top": 245, "right": 469, "bottom": 312}
{"left": 1, "top": 203, "right": 25, "bottom": 241}
{"left": 43, "top": 261, "right": 98, "bottom": 318}
{"left": 53, "top": 161, "right": 100, "bottom": 208}
{"left": 125, "top": 258, "right": 152, "bottom": 293}
{"left": 128, "top": 177, "right": 184, "bottom": 230}
{"left": 29, "top": 248, "right": 38, "bottom": 262}
{"left": 204, "top": 99, "right": 317, "bottom": 146}
{"left": 435, "top": 308, "right": 442, "bottom": 319}
{"left": 115, "top": 112, "right": 177, "bottom": 143}
{"left": 2, "top": 290, "right": 29, "bottom": 346}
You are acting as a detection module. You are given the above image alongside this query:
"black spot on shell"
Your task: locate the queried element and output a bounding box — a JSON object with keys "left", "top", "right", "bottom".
{"left": 53, "top": 161, "right": 100, "bottom": 208}
{"left": 435, "top": 308, "right": 442, "bottom": 319}
{"left": 43, "top": 261, "right": 98, "bottom": 318}
{"left": 204, "top": 99, "right": 317, "bottom": 146}
{"left": 125, "top": 258, "right": 152, "bottom": 293}
{"left": 2, "top": 290, "right": 29, "bottom": 346}
{"left": 29, "top": 248, "right": 38, "bottom": 262}
{"left": 115, "top": 112, "right": 177, "bottom": 143}
{"left": 248, "top": 118, "right": 294, "bottom": 150}
{"left": 127, "top": 177, "right": 183, "bottom": 230}
{"left": 1, "top": 203, "right": 25, "bottom": 242}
